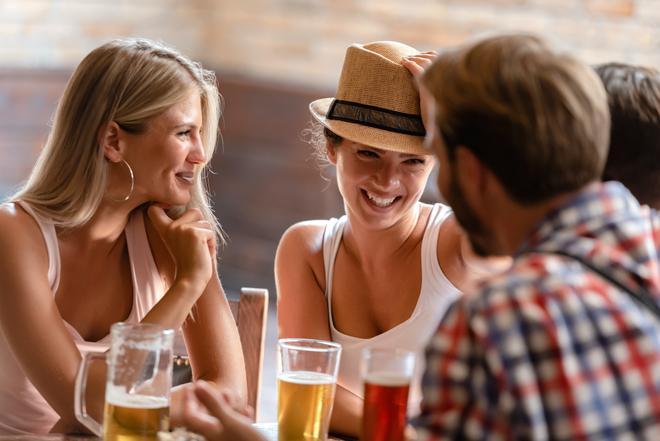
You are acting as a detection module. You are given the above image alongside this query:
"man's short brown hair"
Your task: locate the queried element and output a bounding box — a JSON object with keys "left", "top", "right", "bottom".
{"left": 422, "top": 34, "right": 610, "bottom": 204}
{"left": 595, "top": 62, "right": 660, "bottom": 208}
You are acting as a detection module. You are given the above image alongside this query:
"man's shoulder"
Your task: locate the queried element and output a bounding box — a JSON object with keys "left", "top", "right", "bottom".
{"left": 465, "top": 253, "right": 574, "bottom": 316}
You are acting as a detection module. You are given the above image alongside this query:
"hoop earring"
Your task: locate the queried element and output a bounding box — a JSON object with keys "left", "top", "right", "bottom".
{"left": 111, "top": 159, "right": 135, "bottom": 202}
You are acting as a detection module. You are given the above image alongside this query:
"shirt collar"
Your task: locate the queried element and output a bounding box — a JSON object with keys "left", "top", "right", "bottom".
{"left": 515, "top": 181, "right": 641, "bottom": 256}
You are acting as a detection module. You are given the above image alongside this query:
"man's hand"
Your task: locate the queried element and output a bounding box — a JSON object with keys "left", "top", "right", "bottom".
{"left": 179, "top": 381, "right": 264, "bottom": 441}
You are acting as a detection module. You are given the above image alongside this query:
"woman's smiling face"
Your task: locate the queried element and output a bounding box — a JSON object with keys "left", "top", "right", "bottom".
{"left": 122, "top": 88, "right": 206, "bottom": 207}
{"left": 329, "top": 139, "right": 435, "bottom": 229}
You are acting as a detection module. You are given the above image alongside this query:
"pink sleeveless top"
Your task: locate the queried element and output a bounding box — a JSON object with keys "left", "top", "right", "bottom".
{"left": 0, "top": 202, "right": 166, "bottom": 434}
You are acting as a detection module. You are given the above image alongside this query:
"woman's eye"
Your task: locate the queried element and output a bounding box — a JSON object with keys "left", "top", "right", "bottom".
{"left": 357, "top": 150, "right": 379, "bottom": 158}
{"left": 177, "top": 130, "right": 192, "bottom": 138}
{"left": 405, "top": 158, "right": 425, "bottom": 165}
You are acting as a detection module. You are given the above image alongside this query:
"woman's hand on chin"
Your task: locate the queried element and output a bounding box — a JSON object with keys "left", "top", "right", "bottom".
{"left": 148, "top": 205, "right": 216, "bottom": 293}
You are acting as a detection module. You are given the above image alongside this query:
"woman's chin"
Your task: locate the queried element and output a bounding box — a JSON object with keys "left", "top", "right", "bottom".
{"left": 153, "top": 193, "right": 191, "bottom": 208}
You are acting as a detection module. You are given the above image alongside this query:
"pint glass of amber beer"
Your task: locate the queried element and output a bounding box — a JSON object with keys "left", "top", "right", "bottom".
{"left": 75, "top": 322, "right": 174, "bottom": 441}
{"left": 278, "top": 338, "right": 342, "bottom": 441}
{"left": 361, "top": 348, "right": 415, "bottom": 441}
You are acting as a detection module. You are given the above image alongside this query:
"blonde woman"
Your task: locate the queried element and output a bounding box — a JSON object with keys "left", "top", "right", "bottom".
{"left": 276, "top": 41, "right": 509, "bottom": 437}
{"left": 0, "top": 39, "right": 246, "bottom": 434}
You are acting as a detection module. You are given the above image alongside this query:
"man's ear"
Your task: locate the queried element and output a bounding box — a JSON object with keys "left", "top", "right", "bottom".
{"left": 455, "top": 145, "right": 505, "bottom": 220}
{"left": 99, "top": 121, "right": 124, "bottom": 162}
{"left": 455, "top": 145, "right": 489, "bottom": 201}
{"left": 455, "top": 145, "right": 478, "bottom": 181}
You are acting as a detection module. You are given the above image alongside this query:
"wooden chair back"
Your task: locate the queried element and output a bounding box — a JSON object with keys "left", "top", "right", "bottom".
{"left": 171, "top": 287, "right": 269, "bottom": 421}
{"left": 229, "top": 287, "right": 269, "bottom": 421}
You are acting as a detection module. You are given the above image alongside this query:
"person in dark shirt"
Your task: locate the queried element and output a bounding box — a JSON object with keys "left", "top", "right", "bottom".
{"left": 595, "top": 62, "right": 660, "bottom": 209}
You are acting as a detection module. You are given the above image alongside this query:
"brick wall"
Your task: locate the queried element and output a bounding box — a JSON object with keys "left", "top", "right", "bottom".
{"left": 1, "top": 0, "right": 659, "bottom": 88}
{"left": 1, "top": 0, "right": 659, "bottom": 292}
{"left": 201, "top": 0, "right": 660, "bottom": 87}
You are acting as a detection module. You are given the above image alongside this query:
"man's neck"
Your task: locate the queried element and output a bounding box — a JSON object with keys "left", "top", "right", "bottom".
{"left": 492, "top": 188, "right": 588, "bottom": 255}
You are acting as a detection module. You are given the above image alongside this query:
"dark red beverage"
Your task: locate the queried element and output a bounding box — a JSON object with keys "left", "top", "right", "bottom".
{"left": 361, "top": 374, "right": 410, "bottom": 441}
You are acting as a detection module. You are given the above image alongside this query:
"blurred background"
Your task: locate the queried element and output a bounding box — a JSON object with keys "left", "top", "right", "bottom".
{"left": 2, "top": 0, "right": 659, "bottom": 422}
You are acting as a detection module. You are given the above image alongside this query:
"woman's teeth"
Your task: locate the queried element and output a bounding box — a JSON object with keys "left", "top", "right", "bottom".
{"left": 176, "top": 172, "right": 194, "bottom": 184}
{"left": 366, "top": 191, "right": 396, "bottom": 207}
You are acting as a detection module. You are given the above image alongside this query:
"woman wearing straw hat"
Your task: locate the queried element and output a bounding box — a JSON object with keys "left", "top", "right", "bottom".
{"left": 176, "top": 41, "right": 510, "bottom": 441}
{"left": 275, "top": 41, "right": 509, "bottom": 437}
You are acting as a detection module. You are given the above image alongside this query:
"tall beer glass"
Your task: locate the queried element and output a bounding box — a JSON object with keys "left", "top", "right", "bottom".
{"left": 278, "top": 338, "right": 342, "bottom": 441}
{"left": 75, "top": 322, "right": 174, "bottom": 441}
{"left": 361, "top": 348, "right": 415, "bottom": 441}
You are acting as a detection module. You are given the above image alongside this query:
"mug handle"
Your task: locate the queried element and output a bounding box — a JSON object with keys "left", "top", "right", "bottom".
{"left": 74, "top": 352, "right": 105, "bottom": 436}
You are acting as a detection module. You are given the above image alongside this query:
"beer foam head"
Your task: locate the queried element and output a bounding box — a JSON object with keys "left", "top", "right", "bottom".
{"left": 278, "top": 371, "right": 336, "bottom": 385}
{"left": 106, "top": 384, "right": 169, "bottom": 409}
{"left": 365, "top": 372, "right": 411, "bottom": 387}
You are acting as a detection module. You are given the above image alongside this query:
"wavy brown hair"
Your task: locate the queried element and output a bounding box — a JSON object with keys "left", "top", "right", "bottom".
{"left": 422, "top": 34, "right": 610, "bottom": 204}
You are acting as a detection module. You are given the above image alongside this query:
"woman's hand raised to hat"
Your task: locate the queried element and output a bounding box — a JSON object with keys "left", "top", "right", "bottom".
{"left": 401, "top": 51, "right": 438, "bottom": 131}
{"left": 401, "top": 51, "right": 438, "bottom": 77}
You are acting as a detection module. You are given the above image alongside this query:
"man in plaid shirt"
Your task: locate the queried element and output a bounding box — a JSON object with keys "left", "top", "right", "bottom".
{"left": 414, "top": 34, "right": 660, "bottom": 440}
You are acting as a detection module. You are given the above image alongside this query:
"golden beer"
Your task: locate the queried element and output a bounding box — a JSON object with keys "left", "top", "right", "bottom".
{"left": 278, "top": 371, "right": 336, "bottom": 441}
{"left": 103, "top": 393, "right": 169, "bottom": 441}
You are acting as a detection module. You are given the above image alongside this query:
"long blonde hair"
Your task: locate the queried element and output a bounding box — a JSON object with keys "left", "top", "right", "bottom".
{"left": 14, "top": 38, "right": 223, "bottom": 237}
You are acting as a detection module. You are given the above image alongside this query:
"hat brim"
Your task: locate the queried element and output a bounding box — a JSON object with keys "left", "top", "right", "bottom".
{"left": 309, "top": 98, "right": 430, "bottom": 156}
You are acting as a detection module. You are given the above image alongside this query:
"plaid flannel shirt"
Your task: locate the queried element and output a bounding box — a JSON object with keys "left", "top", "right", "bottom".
{"left": 415, "top": 182, "right": 660, "bottom": 440}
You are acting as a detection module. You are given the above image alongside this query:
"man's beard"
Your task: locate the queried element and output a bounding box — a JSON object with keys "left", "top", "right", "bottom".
{"left": 446, "top": 171, "right": 492, "bottom": 257}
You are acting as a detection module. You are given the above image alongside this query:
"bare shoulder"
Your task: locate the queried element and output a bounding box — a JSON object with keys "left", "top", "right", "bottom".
{"left": 0, "top": 201, "right": 36, "bottom": 227}
{"left": 276, "top": 220, "right": 332, "bottom": 338}
{"left": 277, "top": 220, "right": 328, "bottom": 257}
{"left": 0, "top": 202, "right": 48, "bottom": 256}
{"left": 436, "top": 212, "right": 462, "bottom": 256}
{"left": 0, "top": 202, "right": 50, "bottom": 298}
{"left": 275, "top": 220, "right": 329, "bottom": 293}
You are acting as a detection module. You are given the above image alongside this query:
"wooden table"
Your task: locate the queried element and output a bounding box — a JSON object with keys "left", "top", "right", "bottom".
{"left": 255, "top": 422, "right": 354, "bottom": 440}
{"left": 0, "top": 423, "right": 352, "bottom": 441}
{"left": 0, "top": 434, "right": 95, "bottom": 441}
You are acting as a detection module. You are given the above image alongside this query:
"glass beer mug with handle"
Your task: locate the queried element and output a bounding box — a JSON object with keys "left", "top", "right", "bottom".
{"left": 75, "top": 322, "right": 174, "bottom": 441}
{"left": 277, "top": 338, "right": 342, "bottom": 441}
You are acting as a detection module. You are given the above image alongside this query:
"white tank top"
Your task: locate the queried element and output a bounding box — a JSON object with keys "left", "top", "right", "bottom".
{"left": 0, "top": 201, "right": 166, "bottom": 434}
{"left": 323, "top": 203, "right": 461, "bottom": 416}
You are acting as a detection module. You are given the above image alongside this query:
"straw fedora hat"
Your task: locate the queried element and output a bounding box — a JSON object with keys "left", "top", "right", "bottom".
{"left": 309, "top": 41, "right": 427, "bottom": 155}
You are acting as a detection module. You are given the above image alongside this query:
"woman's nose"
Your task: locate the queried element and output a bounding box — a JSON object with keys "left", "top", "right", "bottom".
{"left": 372, "top": 164, "right": 401, "bottom": 190}
{"left": 187, "top": 138, "right": 206, "bottom": 165}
